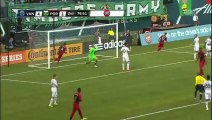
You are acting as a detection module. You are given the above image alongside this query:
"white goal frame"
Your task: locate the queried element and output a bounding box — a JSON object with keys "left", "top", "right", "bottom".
{"left": 38, "top": 23, "right": 119, "bottom": 69}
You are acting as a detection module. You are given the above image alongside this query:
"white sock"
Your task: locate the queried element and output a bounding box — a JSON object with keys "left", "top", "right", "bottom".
{"left": 122, "top": 63, "right": 125, "bottom": 70}
{"left": 208, "top": 51, "right": 211, "bottom": 57}
{"left": 54, "top": 97, "right": 57, "bottom": 104}
{"left": 127, "top": 62, "right": 130, "bottom": 70}
{"left": 205, "top": 101, "right": 209, "bottom": 110}
{"left": 194, "top": 53, "right": 197, "bottom": 60}
{"left": 49, "top": 98, "right": 53, "bottom": 106}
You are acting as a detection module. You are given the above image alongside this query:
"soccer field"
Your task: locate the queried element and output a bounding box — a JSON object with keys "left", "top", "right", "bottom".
{"left": 1, "top": 37, "right": 211, "bottom": 120}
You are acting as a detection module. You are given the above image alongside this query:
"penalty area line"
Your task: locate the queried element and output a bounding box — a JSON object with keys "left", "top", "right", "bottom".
{"left": 1, "top": 78, "right": 49, "bottom": 85}
{"left": 1, "top": 45, "right": 193, "bottom": 78}
{"left": 121, "top": 102, "right": 207, "bottom": 120}
{"left": 1, "top": 59, "right": 194, "bottom": 85}
{"left": 59, "top": 59, "right": 194, "bottom": 84}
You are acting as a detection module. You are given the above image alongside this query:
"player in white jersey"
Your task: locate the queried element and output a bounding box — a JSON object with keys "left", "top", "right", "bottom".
{"left": 193, "top": 34, "right": 200, "bottom": 60}
{"left": 205, "top": 36, "right": 211, "bottom": 57}
{"left": 49, "top": 74, "right": 58, "bottom": 107}
{"left": 203, "top": 75, "right": 211, "bottom": 110}
{"left": 121, "top": 43, "right": 130, "bottom": 71}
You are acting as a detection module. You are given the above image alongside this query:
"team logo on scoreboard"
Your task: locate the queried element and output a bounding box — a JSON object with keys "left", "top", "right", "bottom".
{"left": 104, "top": 10, "right": 110, "bottom": 17}
{"left": 19, "top": 10, "right": 25, "bottom": 17}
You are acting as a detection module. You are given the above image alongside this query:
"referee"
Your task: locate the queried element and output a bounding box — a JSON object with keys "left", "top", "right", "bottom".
{"left": 194, "top": 73, "right": 206, "bottom": 102}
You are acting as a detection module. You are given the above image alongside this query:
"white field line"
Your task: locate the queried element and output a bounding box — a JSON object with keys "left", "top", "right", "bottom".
{"left": 163, "top": 50, "right": 193, "bottom": 54}
{"left": 121, "top": 101, "right": 211, "bottom": 120}
{"left": 1, "top": 59, "right": 194, "bottom": 85}
{"left": 1, "top": 79, "right": 49, "bottom": 85}
{"left": 1, "top": 45, "right": 193, "bottom": 78}
{"left": 58, "top": 59, "right": 194, "bottom": 84}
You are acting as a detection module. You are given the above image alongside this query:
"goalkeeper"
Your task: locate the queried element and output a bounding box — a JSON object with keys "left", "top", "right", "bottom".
{"left": 86, "top": 44, "right": 98, "bottom": 67}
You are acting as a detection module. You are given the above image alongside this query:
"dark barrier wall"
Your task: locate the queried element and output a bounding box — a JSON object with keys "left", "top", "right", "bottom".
{"left": 167, "top": 0, "right": 211, "bottom": 25}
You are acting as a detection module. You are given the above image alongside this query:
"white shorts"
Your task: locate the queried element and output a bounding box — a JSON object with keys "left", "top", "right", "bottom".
{"left": 51, "top": 88, "right": 57, "bottom": 98}
{"left": 194, "top": 45, "right": 199, "bottom": 52}
{"left": 205, "top": 91, "right": 211, "bottom": 100}
{"left": 206, "top": 45, "right": 211, "bottom": 51}
{"left": 123, "top": 56, "right": 129, "bottom": 62}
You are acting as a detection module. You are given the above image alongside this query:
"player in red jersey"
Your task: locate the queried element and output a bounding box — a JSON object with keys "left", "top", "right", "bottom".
{"left": 69, "top": 88, "right": 87, "bottom": 120}
{"left": 197, "top": 47, "right": 207, "bottom": 75}
{"left": 95, "top": 28, "right": 101, "bottom": 44}
{"left": 55, "top": 43, "right": 67, "bottom": 63}
{"left": 157, "top": 32, "right": 167, "bottom": 51}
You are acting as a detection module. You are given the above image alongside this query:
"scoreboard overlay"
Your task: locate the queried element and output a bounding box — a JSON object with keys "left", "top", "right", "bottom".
{"left": 17, "top": 10, "right": 124, "bottom": 17}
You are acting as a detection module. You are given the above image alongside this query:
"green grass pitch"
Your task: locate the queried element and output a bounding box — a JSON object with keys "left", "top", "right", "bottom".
{"left": 1, "top": 37, "right": 211, "bottom": 120}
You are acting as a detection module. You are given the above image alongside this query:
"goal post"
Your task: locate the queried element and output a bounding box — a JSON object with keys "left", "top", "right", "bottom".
{"left": 28, "top": 22, "right": 120, "bottom": 69}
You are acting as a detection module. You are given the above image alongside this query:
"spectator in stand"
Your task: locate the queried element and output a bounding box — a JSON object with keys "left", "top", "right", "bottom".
{"left": 8, "top": 36, "right": 17, "bottom": 49}
{"left": 125, "top": 29, "right": 133, "bottom": 50}
{"left": 193, "top": 11, "right": 199, "bottom": 26}
{"left": 1, "top": 32, "right": 6, "bottom": 52}
{"left": 101, "top": 4, "right": 110, "bottom": 10}
{"left": 137, "top": 30, "right": 142, "bottom": 46}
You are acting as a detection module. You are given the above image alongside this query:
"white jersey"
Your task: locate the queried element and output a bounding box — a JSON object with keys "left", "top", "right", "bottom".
{"left": 51, "top": 79, "right": 58, "bottom": 89}
{"left": 194, "top": 37, "right": 200, "bottom": 46}
{"left": 193, "top": 37, "right": 200, "bottom": 51}
{"left": 205, "top": 38, "right": 211, "bottom": 46}
{"left": 203, "top": 80, "right": 211, "bottom": 92}
{"left": 121, "top": 46, "right": 130, "bottom": 57}
{"left": 121, "top": 46, "right": 130, "bottom": 62}
{"left": 203, "top": 80, "right": 211, "bottom": 100}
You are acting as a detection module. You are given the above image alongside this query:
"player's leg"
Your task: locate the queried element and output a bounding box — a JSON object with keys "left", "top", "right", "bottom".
{"left": 126, "top": 57, "right": 130, "bottom": 71}
{"left": 205, "top": 92, "right": 210, "bottom": 110}
{"left": 57, "top": 54, "right": 63, "bottom": 62}
{"left": 53, "top": 90, "right": 58, "bottom": 105}
{"left": 86, "top": 57, "right": 91, "bottom": 64}
{"left": 194, "top": 86, "right": 198, "bottom": 99}
{"left": 199, "top": 86, "right": 204, "bottom": 102}
{"left": 77, "top": 108, "right": 84, "bottom": 119}
{"left": 49, "top": 89, "right": 54, "bottom": 107}
{"left": 70, "top": 107, "right": 77, "bottom": 120}
{"left": 199, "top": 62, "right": 204, "bottom": 75}
{"left": 206, "top": 46, "right": 211, "bottom": 57}
{"left": 98, "top": 36, "right": 102, "bottom": 44}
{"left": 122, "top": 57, "right": 125, "bottom": 71}
{"left": 194, "top": 46, "right": 198, "bottom": 60}
{"left": 157, "top": 43, "right": 163, "bottom": 51}
{"left": 94, "top": 56, "right": 98, "bottom": 67}
{"left": 157, "top": 44, "right": 161, "bottom": 51}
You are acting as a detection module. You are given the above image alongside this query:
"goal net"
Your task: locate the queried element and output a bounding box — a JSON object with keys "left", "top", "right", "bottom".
{"left": 28, "top": 23, "right": 120, "bottom": 69}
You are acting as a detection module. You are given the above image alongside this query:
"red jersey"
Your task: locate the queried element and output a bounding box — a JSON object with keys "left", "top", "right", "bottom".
{"left": 198, "top": 51, "right": 206, "bottom": 62}
{"left": 158, "top": 35, "right": 167, "bottom": 44}
{"left": 58, "top": 46, "right": 67, "bottom": 54}
{"left": 73, "top": 92, "right": 82, "bottom": 105}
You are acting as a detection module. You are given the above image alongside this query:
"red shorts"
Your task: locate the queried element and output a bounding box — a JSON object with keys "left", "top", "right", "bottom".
{"left": 158, "top": 43, "right": 164, "bottom": 48}
{"left": 73, "top": 103, "right": 80, "bottom": 110}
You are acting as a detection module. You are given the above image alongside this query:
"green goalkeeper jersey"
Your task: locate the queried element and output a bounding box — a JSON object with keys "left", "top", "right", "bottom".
{"left": 89, "top": 47, "right": 97, "bottom": 58}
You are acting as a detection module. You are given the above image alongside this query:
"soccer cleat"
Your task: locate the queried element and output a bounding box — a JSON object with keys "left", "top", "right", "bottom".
{"left": 94, "top": 65, "right": 98, "bottom": 67}
{"left": 48, "top": 105, "right": 53, "bottom": 108}
{"left": 206, "top": 108, "right": 209, "bottom": 111}
{"left": 54, "top": 103, "right": 58, "bottom": 106}
{"left": 81, "top": 118, "right": 87, "bottom": 120}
